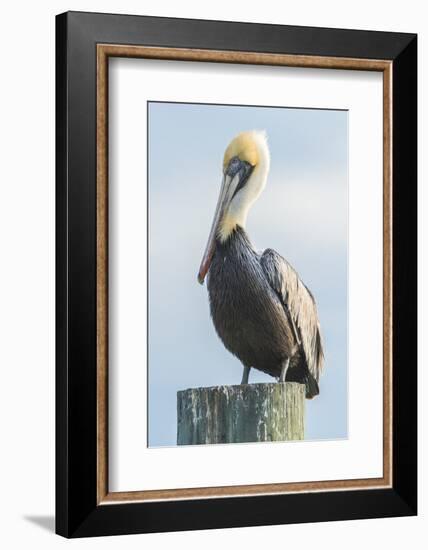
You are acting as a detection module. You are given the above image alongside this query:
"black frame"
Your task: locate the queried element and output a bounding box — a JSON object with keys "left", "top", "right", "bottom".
{"left": 56, "top": 11, "right": 417, "bottom": 538}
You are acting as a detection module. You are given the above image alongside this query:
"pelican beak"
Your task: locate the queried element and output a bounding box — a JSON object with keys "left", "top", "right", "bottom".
{"left": 197, "top": 174, "right": 236, "bottom": 285}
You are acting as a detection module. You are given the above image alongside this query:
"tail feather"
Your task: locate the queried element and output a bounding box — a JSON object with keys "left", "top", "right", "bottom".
{"left": 284, "top": 360, "right": 320, "bottom": 399}
{"left": 305, "top": 372, "right": 319, "bottom": 399}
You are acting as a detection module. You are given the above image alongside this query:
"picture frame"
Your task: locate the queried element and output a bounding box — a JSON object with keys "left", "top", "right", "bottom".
{"left": 56, "top": 11, "right": 417, "bottom": 538}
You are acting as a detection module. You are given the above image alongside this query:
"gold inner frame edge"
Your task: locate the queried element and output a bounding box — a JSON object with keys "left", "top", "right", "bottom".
{"left": 96, "top": 44, "right": 393, "bottom": 505}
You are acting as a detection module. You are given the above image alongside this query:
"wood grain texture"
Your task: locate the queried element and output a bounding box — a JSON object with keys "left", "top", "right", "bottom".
{"left": 177, "top": 383, "right": 305, "bottom": 445}
{"left": 97, "top": 44, "right": 109, "bottom": 504}
{"left": 99, "top": 44, "right": 390, "bottom": 71}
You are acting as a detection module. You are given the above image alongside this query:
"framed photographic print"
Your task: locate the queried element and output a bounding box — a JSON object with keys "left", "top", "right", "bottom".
{"left": 56, "top": 11, "right": 417, "bottom": 538}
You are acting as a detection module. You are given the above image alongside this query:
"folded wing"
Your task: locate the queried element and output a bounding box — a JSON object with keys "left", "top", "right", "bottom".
{"left": 260, "top": 248, "right": 324, "bottom": 384}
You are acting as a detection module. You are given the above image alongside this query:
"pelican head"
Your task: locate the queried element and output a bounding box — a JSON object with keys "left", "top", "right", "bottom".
{"left": 198, "top": 130, "right": 270, "bottom": 284}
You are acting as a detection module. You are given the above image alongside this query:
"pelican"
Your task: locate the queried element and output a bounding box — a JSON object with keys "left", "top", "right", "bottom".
{"left": 197, "top": 130, "right": 324, "bottom": 398}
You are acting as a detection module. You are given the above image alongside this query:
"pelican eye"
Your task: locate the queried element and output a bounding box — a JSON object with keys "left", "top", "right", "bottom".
{"left": 226, "top": 157, "right": 254, "bottom": 198}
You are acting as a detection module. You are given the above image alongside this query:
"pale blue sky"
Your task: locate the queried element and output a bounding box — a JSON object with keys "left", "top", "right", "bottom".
{"left": 148, "top": 101, "right": 348, "bottom": 446}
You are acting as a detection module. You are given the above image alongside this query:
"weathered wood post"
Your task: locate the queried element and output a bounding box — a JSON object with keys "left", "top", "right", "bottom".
{"left": 177, "top": 382, "right": 305, "bottom": 445}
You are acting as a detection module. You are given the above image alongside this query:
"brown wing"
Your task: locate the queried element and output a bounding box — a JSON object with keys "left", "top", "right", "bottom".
{"left": 260, "top": 248, "right": 324, "bottom": 382}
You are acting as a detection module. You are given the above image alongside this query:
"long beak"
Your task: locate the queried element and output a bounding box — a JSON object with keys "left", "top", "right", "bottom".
{"left": 198, "top": 174, "right": 235, "bottom": 285}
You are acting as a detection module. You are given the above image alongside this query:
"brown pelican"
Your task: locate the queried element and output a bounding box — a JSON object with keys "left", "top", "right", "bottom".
{"left": 198, "top": 131, "right": 324, "bottom": 398}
